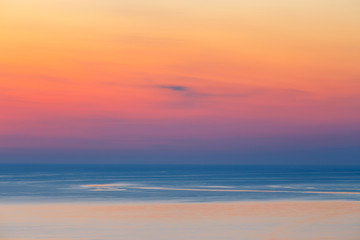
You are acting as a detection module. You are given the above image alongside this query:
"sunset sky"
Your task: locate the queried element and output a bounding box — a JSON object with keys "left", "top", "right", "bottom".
{"left": 1, "top": 0, "right": 359, "bottom": 164}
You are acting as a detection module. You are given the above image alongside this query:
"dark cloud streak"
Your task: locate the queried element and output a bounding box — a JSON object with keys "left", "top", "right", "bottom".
{"left": 158, "top": 85, "right": 189, "bottom": 91}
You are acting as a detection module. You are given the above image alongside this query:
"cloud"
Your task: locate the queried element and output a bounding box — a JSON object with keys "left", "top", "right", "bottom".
{"left": 0, "top": 93, "right": 26, "bottom": 102}
{"left": 158, "top": 85, "right": 189, "bottom": 91}
{"left": 156, "top": 84, "right": 310, "bottom": 98}
{"left": 0, "top": 72, "right": 68, "bottom": 83}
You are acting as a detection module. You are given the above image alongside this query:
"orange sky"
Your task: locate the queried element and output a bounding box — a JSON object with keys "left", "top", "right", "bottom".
{"left": 0, "top": 0, "right": 359, "bottom": 162}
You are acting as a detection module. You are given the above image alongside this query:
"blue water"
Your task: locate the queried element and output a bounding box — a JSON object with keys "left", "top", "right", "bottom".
{"left": 0, "top": 165, "right": 359, "bottom": 203}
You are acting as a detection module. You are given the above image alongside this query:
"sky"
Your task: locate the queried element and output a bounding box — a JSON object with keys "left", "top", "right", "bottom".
{"left": 0, "top": 0, "right": 359, "bottom": 164}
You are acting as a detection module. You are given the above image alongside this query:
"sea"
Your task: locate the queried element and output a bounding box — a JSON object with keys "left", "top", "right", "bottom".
{"left": 0, "top": 164, "right": 359, "bottom": 203}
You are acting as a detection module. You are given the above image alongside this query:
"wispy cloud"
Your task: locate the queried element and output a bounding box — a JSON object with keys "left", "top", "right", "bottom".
{"left": 0, "top": 72, "right": 68, "bottom": 83}
{"left": 156, "top": 84, "right": 311, "bottom": 98}
{"left": 158, "top": 85, "right": 189, "bottom": 92}
{"left": 155, "top": 85, "right": 204, "bottom": 106}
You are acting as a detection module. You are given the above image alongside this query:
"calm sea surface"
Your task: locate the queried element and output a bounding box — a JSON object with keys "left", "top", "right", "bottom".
{"left": 0, "top": 164, "right": 359, "bottom": 203}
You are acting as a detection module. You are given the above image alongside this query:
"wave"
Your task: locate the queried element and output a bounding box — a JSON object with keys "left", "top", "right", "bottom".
{"left": 80, "top": 183, "right": 360, "bottom": 195}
